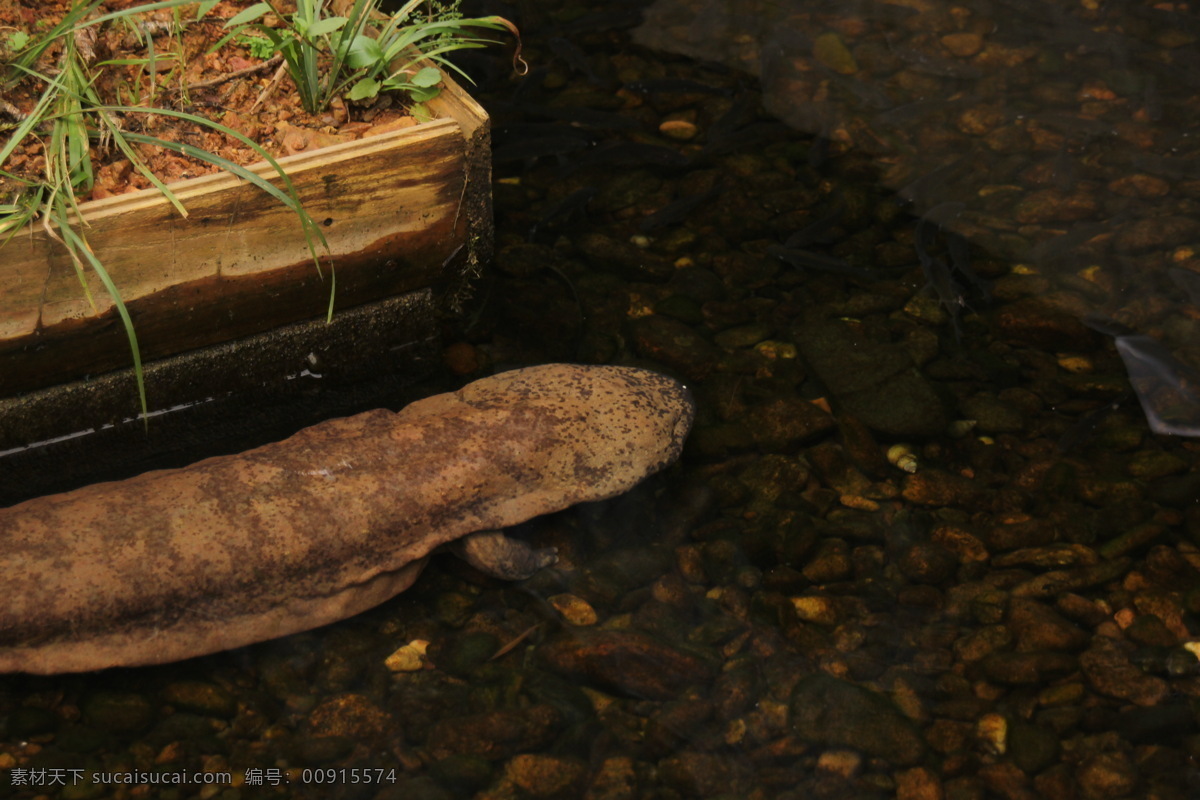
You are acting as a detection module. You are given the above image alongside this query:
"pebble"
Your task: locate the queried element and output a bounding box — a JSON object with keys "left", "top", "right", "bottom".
{"left": 538, "top": 630, "right": 713, "bottom": 700}
{"left": 790, "top": 595, "right": 839, "bottom": 625}
{"left": 502, "top": 753, "right": 587, "bottom": 798}
{"left": 1114, "top": 216, "right": 1200, "bottom": 252}
{"left": 899, "top": 543, "right": 960, "bottom": 585}
{"left": 975, "top": 712, "right": 1007, "bottom": 755}
{"left": 160, "top": 681, "right": 237, "bottom": 719}
{"left": 81, "top": 692, "right": 155, "bottom": 733}
{"left": 994, "top": 297, "right": 1099, "bottom": 350}
{"left": 385, "top": 640, "right": 429, "bottom": 672}
{"left": 305, "top": 693, "right": 391, "bottom": 741}
{"left": 1079, "top": 638, "right": 1170, "bottom": 706}
{"left": 1013, "top": 189, "right": 1100, "bottom": 223}
{"left": 1075, "top": 752, "right": 1138, "bottom": 800}
{"left": 575, "top": 231, "right": 673, "bottom": 281}
{"left": 658, "top": 119, "right": 698, "bottom": 140}
{"left": 895, "top": 766, "right": 943, "bottom": 800}
{"left": 815, "top": 749, "right": 861, "bottom": 778}
{"left": 659, "top": 751, "right": 740, "bottom": 797}
{"left": 426, "top": 706, "right": 564, "bottom": 761}
{"left": 1007, "top": 719, "right": 1061, "bottom": 774}
{"left": 940, "top": 32, "right": 983, "bottom": 57}
{"left": 979, "top": 651, "right": 1078, "bottom": 684}
{"left": 902, "top": 470, "right": 981, "bottom": 507}
{"left": 746, "top": 396, "right": 837, "bottom": 451}
{"left": 629, "top": 315, "right": 720, "bottom": 381}
{"left": 959, "top": 392, "right": 1025, "bottom": 433}
{"left": 428, "top": 631, "right": 501, "bottom": 677}
{"left": 586, "top": 756, "right": 638, "bottom": 800}
{"left": 812, "top": 32, "right": 858, "bottom": 74}
{"left": 982, "top": 515, "right": 1053, "bottom": 551}
{"left": 549, "top": 594, "right": 599, "bottom": 626}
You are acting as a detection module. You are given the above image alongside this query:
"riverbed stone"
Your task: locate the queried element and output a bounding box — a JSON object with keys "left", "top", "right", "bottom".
{"left": 745, "top": 395, "right": 836, "bottom": 451}
{"left": 585, "top": 756, "right": 638, "bottom": 800}
{"left": 503, "top": 753, "right": 588, "bottom": 798}
{"left": 993, "top": 297, "right": 1099, "bottom": 351}
{"left": 306, "top": 693, "right": 392, "bottom": 741}
{"left": 1008, "top": 598, "right": 1090, "bottom": 652}
{"left": 1079, "top": 637, "right": 1170, "bottom": 706}
{"left": 792, "top": 319, "right": 947, "bottom": 437}
{"left": 629, "top": 315, "right": 721, "bottom": 380}
{"left": 1007, "top": 720, "right": 1061, "bottom": 774}
{"left": 81, "top": 691, "right": 155, "bottom": 733}
{"left": 898, "top": 542, "right": 960, "bottom": 585}
{"left": 664, "top": 750, "right": 747, "bottom": 796}
{"left": 160, "top": 681, "right": 237, "bottom": 719}
{"left": 1076, "top": 751, "right": 1138, "bottom": 800}
{"left": 538, "top": 630, "right": 713, "bottom": 700}
{"left": 1113, "top": 215, "right": 1200, "bottom": 252}
{"left": 426, "top": 705, "right": 565, "bottom": 761}
{"left": 789, "top": 674, "right": 926, "bottom": 765}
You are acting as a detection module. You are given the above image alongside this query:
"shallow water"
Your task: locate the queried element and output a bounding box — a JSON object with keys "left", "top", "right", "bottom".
{"left": 3, "top": 0, "right": 1200, "bottom": 798}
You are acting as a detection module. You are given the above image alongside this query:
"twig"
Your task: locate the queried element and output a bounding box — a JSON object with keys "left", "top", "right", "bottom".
{"left": 0, "top": 98, "right": 25, "bottom": 122}
{"left": 169, "top": 54, "right": 283, "bottom": 94}
{"left": 249, "top": 60, "right": 288, "bottom": 113}
{"left": 488, "top": 623, "right": 542, "bottom": 662}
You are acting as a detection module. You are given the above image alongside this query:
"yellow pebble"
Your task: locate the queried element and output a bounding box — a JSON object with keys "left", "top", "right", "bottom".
{"left": 384, "top": 640, "right": 429, "bottom": 672}
{"left": 549, "top": 593, "right": 598, "bottom": 626}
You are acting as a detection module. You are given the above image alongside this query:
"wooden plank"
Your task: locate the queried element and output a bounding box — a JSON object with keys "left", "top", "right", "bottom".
{"left": 0, "top": 84, "right": 489, "bottom": 397}
{"left": 0, "top": 289, "right": 441, "bottom": 503}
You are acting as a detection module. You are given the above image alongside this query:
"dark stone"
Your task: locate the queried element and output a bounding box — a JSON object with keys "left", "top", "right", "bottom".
{"left": 5, "top": 706, "right": 58, "bottom": 737}
{"left": 899, "top": 542, "right": 960, "bottom": 585}
{"left": 1007, "top": 720, "right": 1061, "bottom": 774}
{"left": 305, "top": 693, "right": 392, "bottom": 742}
{"left": 978, "top": 651, "right": 1078, "bottom": 684}
{"left": 792, "top": 318, "right": 947, "bottom": 437}
{"left": 1116, "top": 703, "right": 1197, "bottom": 744}
{"left": 297, "top": 735, "right": 355, "bottom": 763}
{"left": 576, "top": 231, "right": 673, "bottom": 281}
{"left": 659, "top": 751, "right": 744, "bottom": 797}
{"left": 427, "top": 631, "right": 502, "bottom": 677}
{"left": 789, "top": 674, "right": 926, "bottom": 765}
{"left": 993, "top": 297, "right": 1099, "bottom": 351}
{"left": 160, "top": 680, "right": 237, "bottom": 719}
{"left": 1080, "top": 637, "right": 1169, "bottom": 706}
{"left": 539, "top": 630, "right": 714, "bottom": 700}
{"left": 429, "top": 754, "right": 494, "bottom": 795}
{"left": 55, "top": 724, "right": 109, "bottom": 754}
{"left": 1075, "top": 751, "right": 1137, "bottom": 800}
{"left": 425, "top": 705, "right": 564, "bottom": 760}
{"left": 82, "top": 691, "right": 155, "bottom": 733}
{"left": 1123, "top": 614, "right": 1180, "bottom": 648}
{"left": 841, "top": 371, "right": 949, "bottom": 438}
{"left": 628, "top": 314, "right": 720, "bottom": 381}
{"left": 745, "top": 395, "right": 837, "bottom": 451}
{"left": 1008, "top": 598, "right": 1090, "bottom": 652}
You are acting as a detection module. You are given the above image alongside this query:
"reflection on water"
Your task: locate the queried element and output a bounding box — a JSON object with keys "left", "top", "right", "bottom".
{"left": 4, "top": 0, "right": 1200, "bottom": 798}
{"left": 1115, "top": 334, "right": 1200, "bottom": 437}
{"left": 637, "top": 0, "right": 1200, "bottom": 433}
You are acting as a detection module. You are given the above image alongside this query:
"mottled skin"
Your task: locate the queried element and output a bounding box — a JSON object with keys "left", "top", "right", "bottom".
{"left": 0, "top": 364, "right": 694, "bottom": 674}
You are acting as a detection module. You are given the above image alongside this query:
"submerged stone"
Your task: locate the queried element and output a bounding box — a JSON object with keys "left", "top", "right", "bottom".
{"left": 789, "top": 674, "right": 926, "bottom": 765}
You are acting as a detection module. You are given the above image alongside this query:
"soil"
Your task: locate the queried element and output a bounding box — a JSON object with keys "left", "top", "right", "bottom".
{"left": 0, "top": 0, "right": 420, "bottom": 205}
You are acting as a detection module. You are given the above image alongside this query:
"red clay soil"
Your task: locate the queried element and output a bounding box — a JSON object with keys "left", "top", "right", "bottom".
{"left": 0, "top": 0, "right": 419, "bottom": 204}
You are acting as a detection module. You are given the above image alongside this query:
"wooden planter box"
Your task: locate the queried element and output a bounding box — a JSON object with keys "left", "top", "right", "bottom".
{"left": 0, "top": 71, "right": 491, "bottom": 454}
